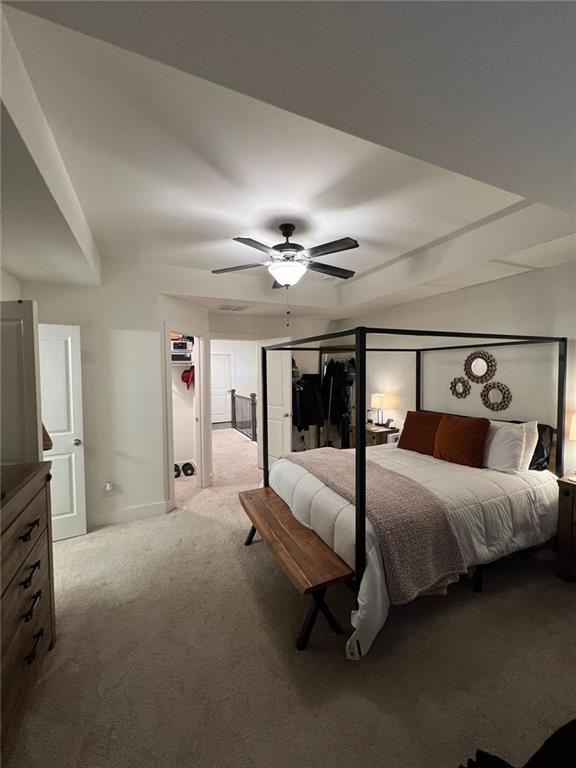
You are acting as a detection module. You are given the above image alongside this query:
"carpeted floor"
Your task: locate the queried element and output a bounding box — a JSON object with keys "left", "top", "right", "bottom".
{"left": 175, "top": 428, "right": 261, "bottom": 507}
{"left": 8, "top": 456, "right": 576, "bottom": 767}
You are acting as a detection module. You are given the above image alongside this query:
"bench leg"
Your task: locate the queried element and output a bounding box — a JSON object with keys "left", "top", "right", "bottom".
{"left": 296, "top": 593, "right": 322, "bottom": 651}
{"left": 296, "top": 589, "right": 343, "bottom": 650}
{"left": 473, "top": 564, "right": 484, "bottom": 593}
{"left": 317, "top": 596, "right": 344, "bottom": 635}
{"left": 244, "top": 525, "right": 257, "bottom": 546}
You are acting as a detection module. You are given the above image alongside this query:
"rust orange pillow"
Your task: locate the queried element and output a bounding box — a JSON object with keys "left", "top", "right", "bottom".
{"left": 398, "top": 411, "right": 442, "bottom": 455}
{"left": 433, "top": 414, "right": 490, "bottom": 468}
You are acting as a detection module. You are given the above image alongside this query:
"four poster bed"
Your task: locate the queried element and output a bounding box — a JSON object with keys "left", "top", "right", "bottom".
{"left": 241, "top": 327, "right": 567, "bottom": 659}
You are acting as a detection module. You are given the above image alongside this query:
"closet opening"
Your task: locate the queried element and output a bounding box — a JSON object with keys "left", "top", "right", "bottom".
{"left": 170, "top": 330, "right": 200, "bottom": 508}
{"left": 210, "top": 339, "right": 260, "bottom": 487}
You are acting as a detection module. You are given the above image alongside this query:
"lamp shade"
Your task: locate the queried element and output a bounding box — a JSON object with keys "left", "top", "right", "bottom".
{"left": 267, "top": 261, "right": 306, "bottom": 287}
{"left": 370, "top": 393, "right": 390, "bottom": 410}
{"left": 569, "top": 414, "right": 576, "bottom": 441}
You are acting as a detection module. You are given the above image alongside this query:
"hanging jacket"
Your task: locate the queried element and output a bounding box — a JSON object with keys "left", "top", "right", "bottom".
{"left": 292, "top": 375, "right": 325, "bottom": 431}
{"left": 321, "top": 360, "right": 350, "bottom": 426}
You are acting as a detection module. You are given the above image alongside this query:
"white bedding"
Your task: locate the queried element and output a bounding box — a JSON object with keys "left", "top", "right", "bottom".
{"left": 269, "top": 444, "right": 558, "bottom": 659}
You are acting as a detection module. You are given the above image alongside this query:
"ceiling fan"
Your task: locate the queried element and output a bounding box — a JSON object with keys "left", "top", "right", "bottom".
{"left": 211, "top": 223, "right": 358, "bottom": 287}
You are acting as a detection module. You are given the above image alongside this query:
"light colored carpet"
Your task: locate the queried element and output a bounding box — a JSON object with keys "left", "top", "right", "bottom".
{"left": 8, "top": 479, "right": 576, "bottom": 767}
{"left": 175, "top": 428, "right": 261, "bottom": 507}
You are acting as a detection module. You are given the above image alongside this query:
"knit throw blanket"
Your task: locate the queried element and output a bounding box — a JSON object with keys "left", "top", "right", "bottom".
{"left": 285, "top": 448, "right": 466, "bottom": 604}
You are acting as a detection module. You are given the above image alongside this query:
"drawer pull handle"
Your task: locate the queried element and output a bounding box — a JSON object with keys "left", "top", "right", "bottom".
{"left": 21, "top": 590, "right": 43, "bottom": 623}
{"left": 24, "top": 629, "right": 44, "bottom": 665}
{"left": 19, "top": 518, "right": 40, "bottom": 543}
{"left": 20, "top": 560, "right": 42, "bottom": 590}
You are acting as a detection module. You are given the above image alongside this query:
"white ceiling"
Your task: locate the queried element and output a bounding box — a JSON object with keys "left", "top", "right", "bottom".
{"left": 10, "top": 1, "right": 576, "bottom": 210}
{"left": 2, "top": 3, "right": 575, "bottom": 318}
{"left": 1, "top": 105, "right": 97, "bottom": 284}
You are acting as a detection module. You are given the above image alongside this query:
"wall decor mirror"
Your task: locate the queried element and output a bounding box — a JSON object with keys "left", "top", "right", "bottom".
{"left": 481, "top": 381, "right": 512, "bottom": 411}
{"left": 450, "top": 376, "right": 471, "bottom": 399}
{"left": 464, "top": 350, "right": 497, "bottom": 384}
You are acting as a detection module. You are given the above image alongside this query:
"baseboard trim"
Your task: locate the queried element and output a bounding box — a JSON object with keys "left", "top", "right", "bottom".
{"left": 92, "top": 499, "right": 171, "bottom": 528}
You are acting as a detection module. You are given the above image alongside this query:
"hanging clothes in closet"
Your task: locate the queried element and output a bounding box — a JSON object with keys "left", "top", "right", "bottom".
{"left": 322, "top": 358, "right": 355, "bottom": 426}
{"left": 292, "top": 374, "right": 325, "bottom": 432}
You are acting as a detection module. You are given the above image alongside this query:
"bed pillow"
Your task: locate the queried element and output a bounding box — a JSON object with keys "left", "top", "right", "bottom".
{"left": 398, "top": 410, "right": 442, "bottom": 455}
{"left": 433, "top": 414, "right": 490, "bottom": 468}
{"left": 483, "top": 421, "right": 526, "bottom": 472}
{"left": 519, "top": 420, "right": 539, "bottom": 471}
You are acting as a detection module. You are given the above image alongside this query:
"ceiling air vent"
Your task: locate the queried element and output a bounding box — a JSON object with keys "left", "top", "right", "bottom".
{"left": 215, "top": 304, "right": 250, "bottom": 312}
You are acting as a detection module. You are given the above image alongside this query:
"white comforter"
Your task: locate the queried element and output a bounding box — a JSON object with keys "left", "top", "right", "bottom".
{"left": 269, "top": 444, "right": 558, "bottom": 659}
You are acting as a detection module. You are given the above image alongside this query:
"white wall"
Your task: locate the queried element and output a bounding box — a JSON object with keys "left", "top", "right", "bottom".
{"left": 335, "top": 260, "right": 576, "bottom": 471}
{"left": 22, "top": 264, "right": 212, "bottom": 528}
{"left": 210, "top": 339, "right": 257, "bottom": 396}
{"left": 20, "top": 262, "right": 333, "bottom": 528}
{"left": 1, "top": 268, "right": 22, "bottom": 300}
{"left": 172, "top": 364, "right": 196, "bottom": 464}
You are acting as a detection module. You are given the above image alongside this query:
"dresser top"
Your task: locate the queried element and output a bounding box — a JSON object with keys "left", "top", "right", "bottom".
{"left": 0, "top": 463, "right": 51, "bottom": 508}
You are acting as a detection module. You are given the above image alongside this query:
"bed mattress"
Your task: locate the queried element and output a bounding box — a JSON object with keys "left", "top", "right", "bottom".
{"left": 269, "top": 444, "right": 558, "bottom": 659}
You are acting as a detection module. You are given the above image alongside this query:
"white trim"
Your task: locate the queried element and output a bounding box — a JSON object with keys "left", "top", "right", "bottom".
{"left": 92, "top": 499, "right": 171, "bottom": 528}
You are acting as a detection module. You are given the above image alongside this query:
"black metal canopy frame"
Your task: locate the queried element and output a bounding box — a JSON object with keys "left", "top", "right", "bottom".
{"left": 261, "top": 327, "right": 568, "bottom": 597}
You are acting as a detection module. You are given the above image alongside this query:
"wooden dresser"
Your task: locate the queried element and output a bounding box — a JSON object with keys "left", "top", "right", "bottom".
{"left": 557, "top": 476, "right": 576, "bottom": 581}
{"left": 1, "top": 463, "right": 55, "bottom": 757}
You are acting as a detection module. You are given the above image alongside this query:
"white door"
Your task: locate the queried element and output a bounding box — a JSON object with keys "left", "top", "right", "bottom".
{"left": 211, "top": 353, "right": 232, "bottom": 423}
{"left": 38, "top": 324, "right": 87, "bottom": 541}
{"left": 257, "top": 339, "right": 292, "bottom": 468}
{"left": 1, "top": 300, "right": 42, "bottom": 463}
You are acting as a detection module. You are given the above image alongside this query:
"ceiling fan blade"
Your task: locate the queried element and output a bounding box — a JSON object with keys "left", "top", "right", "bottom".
{"left": 306, "top": 237, "right": 359, "bottom": 259}
{"left": 211, "top": 262, "right": 266, "bottom": 274}
{"left": 233, "top": 237, "right": 277, "bottom": 257}
{"left": 306, "top": 261, "right": 355, "bottom": 280}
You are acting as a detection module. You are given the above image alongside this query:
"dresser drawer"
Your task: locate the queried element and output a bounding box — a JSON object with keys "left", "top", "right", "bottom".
{"left": 1, "top": 488, "right": 48, "bottom": 588}
{"left": 1, "top": 600, "right": 51, "bottom": 755}
{"left": 2, "top": 531, "right": 50, "bottom": 657}
{"left": 1, "top": 586, "right": 51, "bottom": 707}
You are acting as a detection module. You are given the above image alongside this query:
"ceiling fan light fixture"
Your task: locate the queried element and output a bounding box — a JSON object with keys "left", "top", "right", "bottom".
{"left": 267, "top": 260, "right": 306, "bottom": 286}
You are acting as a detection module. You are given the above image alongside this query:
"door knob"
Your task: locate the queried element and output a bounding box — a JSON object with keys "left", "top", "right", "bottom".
{"left": 72, "top": 438, "right": 82, "bottom": 446}
{"left": 283, "top": 413, "right": 290, "bottom": 418}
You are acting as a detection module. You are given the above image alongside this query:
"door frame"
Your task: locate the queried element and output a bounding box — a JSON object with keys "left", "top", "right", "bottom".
{"left": 162, "top": 324, "right": 212, "bottom": 511}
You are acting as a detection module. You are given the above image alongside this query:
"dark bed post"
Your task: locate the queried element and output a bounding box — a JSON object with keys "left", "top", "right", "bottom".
{"left": 556, "top": 338, "right": 568, "bottom": 477}
{"left": 415, "top": 349, "right": 422, "bottom": 411}
{"left": 354, "top": 327, "right": 367, "bottom": 596}
{"left": 262, "top": 345, "right": 270, "bottom": 487}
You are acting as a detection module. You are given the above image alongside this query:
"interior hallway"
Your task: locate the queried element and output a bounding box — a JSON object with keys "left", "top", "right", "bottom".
{"left": 175, "top": 427, "right": 260, "bottom": 507}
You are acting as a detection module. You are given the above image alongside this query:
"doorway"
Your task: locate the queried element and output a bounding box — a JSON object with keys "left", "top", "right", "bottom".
{"left": 169, "top": 330, "right": 201, "bottom": 507}
{"left": 210, "top": 339, "right": 260, "bottom": 487}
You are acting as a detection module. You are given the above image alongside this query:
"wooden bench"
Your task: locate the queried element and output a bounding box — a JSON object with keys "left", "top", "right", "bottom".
{"left": 239, "top": 487, "right": 354, "bottom": 650}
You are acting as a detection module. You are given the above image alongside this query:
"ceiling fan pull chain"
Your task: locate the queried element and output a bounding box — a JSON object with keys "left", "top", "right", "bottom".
{"left": 285, "top": 286, "right": 291, "bottom": 328}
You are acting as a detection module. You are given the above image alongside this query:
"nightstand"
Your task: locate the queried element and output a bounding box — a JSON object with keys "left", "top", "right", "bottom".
{"left": 557, "top": 477, "right": 576, "bottom": 581}
{"left": 349, "top": 424, "right": 399, "bottom": 448}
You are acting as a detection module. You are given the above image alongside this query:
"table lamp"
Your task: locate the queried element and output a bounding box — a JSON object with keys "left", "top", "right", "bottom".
{"left": 370, "top": 393, "right": 390, "bottom": 426}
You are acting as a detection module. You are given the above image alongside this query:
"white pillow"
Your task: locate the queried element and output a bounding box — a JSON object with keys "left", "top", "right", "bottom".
{"left": 483, "top": 421, "right": 526, "bottom": 472}
{"left": 519, "top": 420, "right": 539, "bottom": 471}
